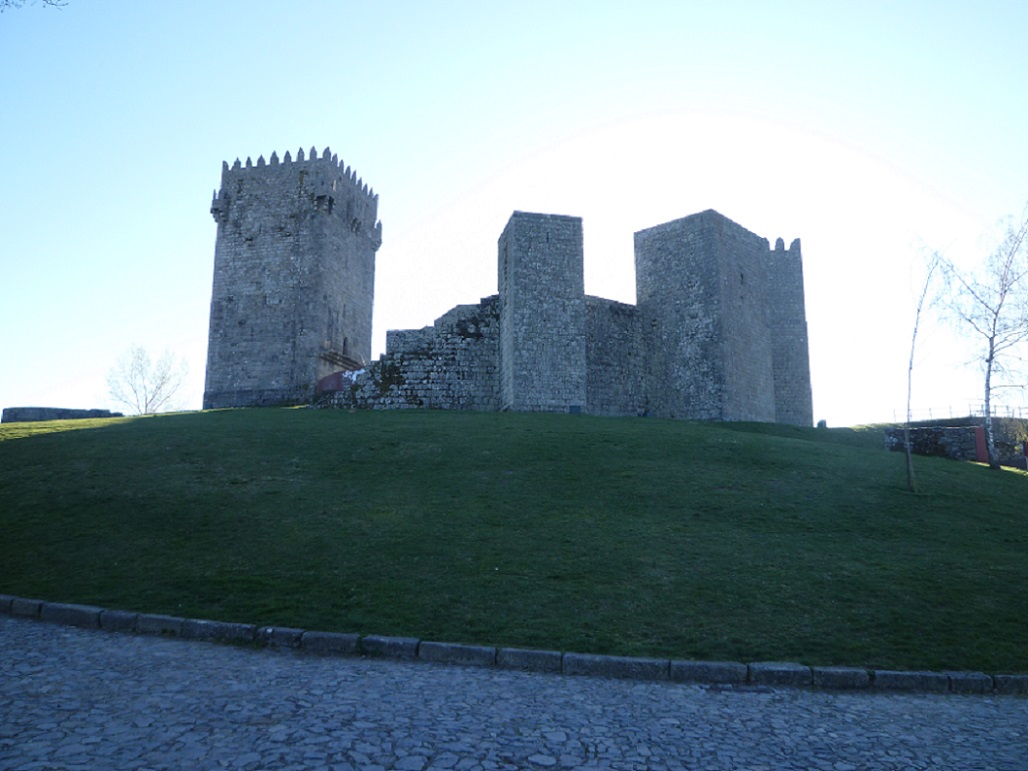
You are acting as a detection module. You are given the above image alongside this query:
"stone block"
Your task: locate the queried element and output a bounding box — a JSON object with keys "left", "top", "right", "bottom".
{"left": 40, "top": 602, "right": 103, "bottom": 629}
{"left": 301, "top": 631, "right": 360, "bottom": 655}
{"left": 993, "top": 674, "right": 1028, "bottom": 695}
{"left": 497, "top": 647, "right": 563, "bottom": 673}
{"left": 257, "top": 626, "right": 305, "bottom": 648}
{"left": 360, "top": 634, "right": 420, "bottom": 659}
{"left": 563, "top": 652, "right": 669, "bottom": 681}
{"left": 10, "top": 598, "right": 43, "bottom": 618}
{"left": 0, "top": 594, "right": 16, "bottom": 613}
{"left": 871, "top": 670, "right": 949, "bottom": 692}
{"left": 748, "top": 662, "right": 813, "bottom": 687}
{"left": 99, "top": 609, "right": 138, "bottom": 633}
{"left": 135, "top": 613, "right": 184, "bottom": 637}
{"left": 811, "top": 666, "right": 870, "bottom": 690}
{"left": 180, "top": 618, "right": 256, "bottom": 643}
{"left": 670, "top": 660, "right": 747, "bottom": 685}
{"left": 418, "top": 641, "right": 496, "bottom": 667}
{"left": 947, "top": 672, "right": 994, "bottom": 694}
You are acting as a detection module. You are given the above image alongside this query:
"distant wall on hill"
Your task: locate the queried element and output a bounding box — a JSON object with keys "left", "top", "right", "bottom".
{"left": 884, "top": 419, "right": 1028, "bottom": 468}
{"left": 1, "top": 407, "right": 123, "bottom": 423}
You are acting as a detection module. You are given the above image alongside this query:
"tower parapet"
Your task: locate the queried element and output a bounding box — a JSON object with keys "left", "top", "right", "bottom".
{"left": 203, "top": 147, "right": 382, "bottom": 409}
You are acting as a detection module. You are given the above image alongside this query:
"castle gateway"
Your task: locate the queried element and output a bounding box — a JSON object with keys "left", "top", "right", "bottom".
{"left": 204, "top": 148, "right": 812, "bottom": 425}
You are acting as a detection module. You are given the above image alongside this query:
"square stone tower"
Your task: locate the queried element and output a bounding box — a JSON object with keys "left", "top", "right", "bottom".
{"left": 635, "top": 209, "right": 784, "bottom": 422}
{"left": 497, "top": 212, "right": 586, "bottom": 412}
{"left": 203, "top": 147, "right": 381, "bottom": 409}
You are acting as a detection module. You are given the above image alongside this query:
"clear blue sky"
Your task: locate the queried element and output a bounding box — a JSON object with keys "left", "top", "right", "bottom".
{"left": 2, "top": 0, "right": 1026, "bottom": 426}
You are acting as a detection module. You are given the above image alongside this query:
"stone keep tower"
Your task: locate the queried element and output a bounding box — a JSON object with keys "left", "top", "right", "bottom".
{"left": 498, "top": 212, "right": 587, "bottom": 412}
{"left": 635, "top": 209, "right": 811, "bottom": 423}
{"left": 204, "top": 147, "right": 381, "bottom": 409}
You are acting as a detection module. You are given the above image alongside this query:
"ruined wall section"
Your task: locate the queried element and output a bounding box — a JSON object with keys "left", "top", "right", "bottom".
{"left": 325, "top": 296, "right": 500, "bottom": 410}
{"left": 584, "top": 297, "right": 644, "bottom": 416}
{"left": 767, "top": 238, "right": 814, "bottom": 426}
{"left": 498, "top": 213, "right": 586, "bottom": 412}
{"left": 204, "top": 147, "right": 381, "bottom": 409}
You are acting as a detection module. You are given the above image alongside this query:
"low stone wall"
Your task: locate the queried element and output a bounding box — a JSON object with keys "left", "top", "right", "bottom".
{"left": 1, "top": 407, "right": 123, "bottom": 423}
{"left": 885, "top": 422, "right": 1028, "bottom": 468}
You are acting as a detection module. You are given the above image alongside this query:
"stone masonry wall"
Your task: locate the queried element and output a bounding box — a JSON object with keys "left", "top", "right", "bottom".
{"left": 201, "top": 146, "right": 814, "bottom": 428}
{"left": 635, "top": 211, "right": 736, "bottom": 420}
{"left": 634, "top": 209, "right": 810, "bottom": 424}
{"left": 885, "top": 421, "right": 1028, "bottom": 468}
{"left": 1, "top": 407, "right": 123, "bottom": 423}
{"left": 712, "top": 214, "right": 777, "bottom": 423}
{"left": 498, "top": 213, "right": 586, "bottom": 413}
{"left": 322, "top": 296, "right": 500, "bottom": 411}
{"left": 584, "top": 297, "right": 644, "bottom": 417}
{"left": 204, "top": 147, "right": 381, "bottom": 409}
{"left": 767, "top": 238, "right": 814, "bottom": 426}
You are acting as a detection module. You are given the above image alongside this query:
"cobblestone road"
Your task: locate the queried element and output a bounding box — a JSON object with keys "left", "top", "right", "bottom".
{"left": 1, "top": 615, "right": 1025, "bottom": 770}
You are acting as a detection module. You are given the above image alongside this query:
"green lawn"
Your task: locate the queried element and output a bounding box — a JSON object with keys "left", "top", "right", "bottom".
{"left": 1, "top": 408, "right": 1025, "bottom": 673}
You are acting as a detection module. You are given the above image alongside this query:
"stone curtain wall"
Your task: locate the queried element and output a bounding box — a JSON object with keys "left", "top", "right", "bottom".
{"left": 320, "top": 209, "right": 812, "bottom": 424}
{"left": 204, "top": 147, "right": 381, "bottom": 409}
{"left": 324, "top": 297, "right": 501, "bottom": 410}
{"left": 767, "top": 238, "right": 814, "bottom": 426}
{"left": 584, "top": 297, "right": 644, "bottom": 416}
{"left": 498, "top": 213, "right": 587, "bottom": 413}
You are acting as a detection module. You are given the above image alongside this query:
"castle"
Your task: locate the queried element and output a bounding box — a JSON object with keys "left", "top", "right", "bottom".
{"left": 204, "top": 147, "right": 813, "bottom": 425}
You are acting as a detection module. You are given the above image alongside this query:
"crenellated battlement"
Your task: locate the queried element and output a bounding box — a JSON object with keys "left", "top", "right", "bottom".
{"left": 210, "top": 146, "right": 381, "bottom": 249}
{"left": 218, "top": 146, "right": 377, "bottom": 200}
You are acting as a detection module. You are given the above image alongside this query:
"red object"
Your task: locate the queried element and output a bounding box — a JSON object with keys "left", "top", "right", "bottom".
{"left": 973, "top": 427, "right": 988, "bottom": 463}
{"left": 316, "top": 371, "right": 346, "bottom": 394}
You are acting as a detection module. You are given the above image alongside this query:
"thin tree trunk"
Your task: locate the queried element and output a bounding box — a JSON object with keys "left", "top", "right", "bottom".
{"left": 984, "top": 342, "right": 998, "bottom": 468}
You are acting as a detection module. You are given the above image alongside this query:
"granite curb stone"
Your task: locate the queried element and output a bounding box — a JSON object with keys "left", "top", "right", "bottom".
{"left": 180, "top": 618, "right": 256, "bottom": 643}
{"left": 812, "top": 666, "right": 871, "bottom": 690}
{"left": 993, "top": 674, "right": 1028, "bottom": 695}
{"left": 749, "top": 661, "right": 814, "bottom": 687}
{"left": 135, "top": 613, "right": 185, "bottom": 637}
{"left": 872, "top": 670, "right": 950, "bottom": 692}
{"left": 498, "top": 647, "right": 563, "bottom": 673}
{"left": 360, "top": 634, "right": 420, "bottom": 659}
{"left": 0, "top": 594, "right": 1023, "bottom": 696}
{"left": 301, "top": 631, "right": 360, "bottom": 655}
{"left": 257, "top": 626, "right": 305, "bottom": 648}
{"left": 947, "top": 671, "right": 994, "bottom": 694}
{"left": 419, "top": 641, "right": 497, "bottom": 667}
{"left": 671, "top": 660, "right": 748, "bottom": 685}
{"left": 99, "top": 609, "right": 139, "bottom": 633}
{"left": 11, "top": 597, "right": 43, "bottom": 617}
{"left": 40, "top": 602, "right": 103, "bottom": 629}
{"left": 564, "top": 652, "right": 669, "bottom": 681}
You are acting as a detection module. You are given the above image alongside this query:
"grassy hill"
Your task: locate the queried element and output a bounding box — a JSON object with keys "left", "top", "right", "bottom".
{"left": 1, "top": 408, "right": 1025, "bottom": 673}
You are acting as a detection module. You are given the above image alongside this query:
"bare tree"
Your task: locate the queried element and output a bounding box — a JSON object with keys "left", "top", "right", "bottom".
{"left": 904, "top": 252, "right": 942, "bottom": 491}
{"left": 0, "top": 0, "right": 67, "bottom": 11}
{"left": 941, "top": 205, "right": 1028, "bottom": 468}
{"left": 107, "top": 345, "right": 188, "bottom": 415}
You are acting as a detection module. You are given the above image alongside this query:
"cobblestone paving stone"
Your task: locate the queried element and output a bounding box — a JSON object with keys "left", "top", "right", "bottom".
{"left": 1, "top": 616, "right": 1025, "bottom": 770}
